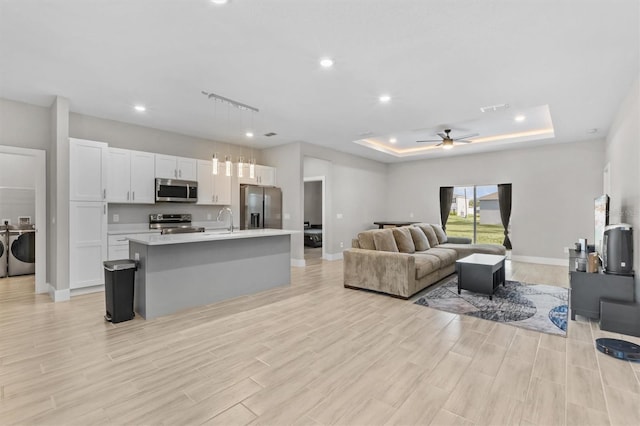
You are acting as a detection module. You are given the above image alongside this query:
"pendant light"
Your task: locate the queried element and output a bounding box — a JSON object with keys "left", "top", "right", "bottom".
{"left": 212, "top": 153, "right": 219, "bottom": 175}
{"left": 237, "top": 156, "right": 244, "bottom": 178}
{"left": 225, "top": 155, "right": 232, "bottom": 177}
{"left": 249, "top": 158, "right": 256, "bottom": 179}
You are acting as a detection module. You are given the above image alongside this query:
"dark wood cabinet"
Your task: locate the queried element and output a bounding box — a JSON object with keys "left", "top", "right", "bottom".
{"left": 568, "top": 249, "right": 634, "bottom": 320}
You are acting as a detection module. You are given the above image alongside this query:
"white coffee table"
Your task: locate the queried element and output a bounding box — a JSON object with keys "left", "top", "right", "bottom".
{"left": 455, "top": 253, "right": 506, "bottom": 300}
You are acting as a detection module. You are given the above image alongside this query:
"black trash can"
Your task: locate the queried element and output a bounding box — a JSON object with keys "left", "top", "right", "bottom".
{"left": 103, "top": 259, "right": 137, "bottom": 323}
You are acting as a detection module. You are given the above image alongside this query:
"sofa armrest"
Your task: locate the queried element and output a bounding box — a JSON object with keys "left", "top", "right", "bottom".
{"left": 343, "top": 248, "right": 415, "bottom": 298}
{"left": 447, "top": 236, "right": 472, "bottom": 244}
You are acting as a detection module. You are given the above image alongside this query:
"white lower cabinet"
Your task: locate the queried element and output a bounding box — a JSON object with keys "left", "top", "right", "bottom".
{"left": 69, "top": 201, "right": 107, "bottom": 289}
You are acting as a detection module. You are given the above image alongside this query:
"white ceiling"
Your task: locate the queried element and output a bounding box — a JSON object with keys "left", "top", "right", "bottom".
{"left": 1, "top": 0, "right": 638, "bottom": 163}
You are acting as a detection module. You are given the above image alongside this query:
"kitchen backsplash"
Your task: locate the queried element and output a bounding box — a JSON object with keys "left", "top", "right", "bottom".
{"left": 108, "top": 203, "right": 233, "bottom": 224}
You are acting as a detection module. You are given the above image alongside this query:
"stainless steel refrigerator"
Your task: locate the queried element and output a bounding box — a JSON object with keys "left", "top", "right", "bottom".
{"left": 240, "top": 184, "right": 283, "bottom": 229}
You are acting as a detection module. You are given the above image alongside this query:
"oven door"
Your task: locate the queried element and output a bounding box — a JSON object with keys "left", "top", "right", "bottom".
{"left": 155, "top": 179, "right": 197, "bottom": 202}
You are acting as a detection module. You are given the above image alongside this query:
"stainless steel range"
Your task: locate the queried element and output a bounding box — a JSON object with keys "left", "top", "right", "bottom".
{"left": 149, "top": 214, "right": 205, "bottom": 235}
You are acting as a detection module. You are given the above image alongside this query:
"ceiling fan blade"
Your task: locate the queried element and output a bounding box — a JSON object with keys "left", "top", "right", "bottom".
{"left": 435, "top": 142, "right": 443, "bottom": 147}
{"left": 452, "top": 133, "right": 479, "bottom": 141}
{"left": 437, "top": 132, "right": 447, "bottom": 139}
{"left": 416, "top": 139, "right": 442, "bottom": 143}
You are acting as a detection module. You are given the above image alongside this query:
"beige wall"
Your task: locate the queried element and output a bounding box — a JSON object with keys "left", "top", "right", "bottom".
{"left": 605, "top": 73, "right": 640, "bottom": 296}
{"left": 386, "top": 140, "right": 605, "bottom": 261}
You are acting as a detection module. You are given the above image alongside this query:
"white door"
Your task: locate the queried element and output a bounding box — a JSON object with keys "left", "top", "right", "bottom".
{"left": 177, "top": 157, "right": 197, "bottom": 180}
{"left": 130, "top": 150, "right": 156, "bottom": 203}
{"left": 69, "top": 201, "right": 107, "bottom": 289}
{"left": 69, "top": 138, "right": 107, "bottom": 201}
{"left": 155, "top": 154, "right": 178, "bottom": 179}
{"left": 256, "top": 165, "right": 276, "bottom": 186}
{"left": 196, "top": 160, "right": 214, "bottom": 205}
{"left": 213, "top": 173, "right": 232, "bottom": 205}
{"left": 107, "top": 148, "right": 131, "bottom": 203}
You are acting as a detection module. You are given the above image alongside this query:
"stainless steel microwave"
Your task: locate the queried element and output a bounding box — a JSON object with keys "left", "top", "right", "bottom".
{"left": 155, "top": 178, "right": 198, "bottom": 203}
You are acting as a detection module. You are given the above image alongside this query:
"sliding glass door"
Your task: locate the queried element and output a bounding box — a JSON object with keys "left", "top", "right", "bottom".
{"left": 447, "top": 184, "right": 506, "bottom": 245}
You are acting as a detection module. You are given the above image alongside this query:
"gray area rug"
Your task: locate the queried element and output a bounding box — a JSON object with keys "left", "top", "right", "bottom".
{"left": 414, "top": 276, "right": 568, "bottom": 337}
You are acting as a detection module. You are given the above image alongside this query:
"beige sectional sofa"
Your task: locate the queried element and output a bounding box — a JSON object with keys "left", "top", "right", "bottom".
{"left": 343, "top": 223, "right": 506, "bottom": 299}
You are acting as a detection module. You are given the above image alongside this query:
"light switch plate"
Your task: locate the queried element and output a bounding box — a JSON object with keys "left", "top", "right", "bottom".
{"left": 336, "top": 213, "right": 343, "bottom": 219}
{"left": 113, "top": 214, "right": 119, "bottom": 223}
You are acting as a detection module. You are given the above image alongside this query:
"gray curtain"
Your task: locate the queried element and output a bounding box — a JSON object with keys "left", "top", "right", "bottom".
{"left": 497, "top": 183, "right": 512, "bottom": 249}
{"left": 439, "top": 186, "right": 454, "bottom": 231}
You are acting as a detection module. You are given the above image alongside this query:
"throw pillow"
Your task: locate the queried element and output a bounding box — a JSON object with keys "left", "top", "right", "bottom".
{"left": 416, "top": 224, "right": 439, "bottom": 247}
{"left": 409, "top": 226, "right": 430, "bottom": 251}
{"left": 392, "top": 227, "right": 415, "bottom": 253}
{"left": 357, "top": 230, "right": 377, "bottom": 250}
{"left": 373, "top": 229, "right": 399, "bottom": 252}
{"left": 431, "top": 224, "right": 448, "bottom": 244}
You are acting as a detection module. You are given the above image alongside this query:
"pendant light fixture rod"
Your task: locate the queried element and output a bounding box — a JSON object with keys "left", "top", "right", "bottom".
{"left": 202, "top": 91, "right": 259, "bottom": 113}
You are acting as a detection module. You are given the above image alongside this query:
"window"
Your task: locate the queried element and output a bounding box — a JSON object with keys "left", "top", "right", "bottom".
{"left": 447, "top": 184, "right": 507, "bottom": 245}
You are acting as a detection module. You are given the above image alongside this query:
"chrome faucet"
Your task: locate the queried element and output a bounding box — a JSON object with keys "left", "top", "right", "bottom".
{"left": 217, "top": 207, "right": 234, "bottom": 233}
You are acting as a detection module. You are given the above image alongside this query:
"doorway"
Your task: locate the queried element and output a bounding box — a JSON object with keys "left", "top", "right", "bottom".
{"left": 303, "top": 176, "right": 325, "bottom": 263}
{"left": 0, "top": 145, "right": 46, "bottom": 294}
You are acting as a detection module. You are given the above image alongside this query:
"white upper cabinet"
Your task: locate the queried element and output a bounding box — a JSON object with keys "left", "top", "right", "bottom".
{"left": 256, "top": 165, "right": 276, "bottom": 186}
{"left": 155, "top": 154, "right": 197, "bottom": 181}
{"left": 197, "top": 160, "right": 231, "bottom": 205}
{"left": 107, "top": 148, "right": 155, "bottom": 204}
{"left": 130, "top": 151, "right": 155, "bottom": 203}
{"left": 69, "top": 138, "right": 108, "bottom": 202}
{"left": 237, "top": 164, "right": 276, "bottom": 186}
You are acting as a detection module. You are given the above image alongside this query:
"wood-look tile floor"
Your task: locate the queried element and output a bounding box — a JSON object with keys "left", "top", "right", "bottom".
{"left": 1, "top": 260, "right": 639, "bottom": 425}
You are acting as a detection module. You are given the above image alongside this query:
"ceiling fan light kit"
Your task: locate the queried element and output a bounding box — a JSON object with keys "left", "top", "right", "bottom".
{"left": 416, "top": 128, "right": 479, "bottom": 149}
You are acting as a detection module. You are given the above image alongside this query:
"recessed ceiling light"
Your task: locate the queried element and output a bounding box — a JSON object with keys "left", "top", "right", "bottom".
{"left": 134, "top": 105, "right": 146, "bottom": 112}
{"left": 245, "top": 131, "right": 254, "bottom": 138}
{"left": 587, "top": 128, "right": 599, "bottom": 134}
{"left": 319, "top": 57, "right": 334, "bottom": 68}
{"left": 515, "top": 115, "right": 526, "bottom": 122}
{"left": 211, "top": 0, "right": 229, "bottom": 5}
{"left": 379, "top": 94, "right": 391, "bottom": 103}
{"left": 389, "top": 138, "right": 397, "bottom": 144}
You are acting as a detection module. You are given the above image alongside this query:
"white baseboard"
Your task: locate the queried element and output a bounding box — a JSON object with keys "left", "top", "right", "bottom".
{"left": 291, "top": 258, "right": 306, "bottom": 267}
{"left": 510, "top": 255, "right": 567, "bottom": 266}
{"left": 48, "top": 284, "right": 70, "bottom": 302}
{"left": 324, "top": 252, "right": 344, "bottom": 261}
{"left": 70, "top": 284, "right": 105, "bottom": 297}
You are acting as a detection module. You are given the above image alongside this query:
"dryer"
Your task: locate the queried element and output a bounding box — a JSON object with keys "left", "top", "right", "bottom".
{"left": 8, "top": 226, "right": 35, "bottom": 276}
{"left": 0, "top": 226, "right": 7, "bottom": 278}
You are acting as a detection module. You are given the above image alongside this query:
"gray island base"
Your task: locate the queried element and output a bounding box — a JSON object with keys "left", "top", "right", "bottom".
{"left": 128, "top": 230, "right": 294, "bottom": 320}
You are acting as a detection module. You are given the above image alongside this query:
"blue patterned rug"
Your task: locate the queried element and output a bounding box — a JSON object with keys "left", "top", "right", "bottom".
{"left": 414, "top": 277, "right": 568, "bottom": 337}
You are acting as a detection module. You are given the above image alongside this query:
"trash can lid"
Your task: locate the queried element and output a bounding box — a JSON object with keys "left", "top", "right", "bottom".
{"left": 103, "top": 259, "right": 137, "bottom": 271}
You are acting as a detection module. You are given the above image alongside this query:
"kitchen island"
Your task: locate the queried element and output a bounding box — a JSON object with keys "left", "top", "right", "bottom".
{"left": 127, "top": 229, "right": 296, "bottom": 320}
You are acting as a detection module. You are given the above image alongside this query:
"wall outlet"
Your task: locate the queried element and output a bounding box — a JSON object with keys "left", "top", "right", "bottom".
{"left": 134, "top": 252, "right": 140, "bottom": 261}
{"left": 336, "top": 213, "right": 343, "bottom": 219}
{"left": 563, "top": 246, "right": 569, "bottom": 254}
{"left": 340, "top": 242, "right": 344, "bottom": 248}
{"left": 113, "top": 214, "right": 119, "bottom": 223}
{"left": 207, "top": 213, "right": 212, "bottom": 220}
{"left": 284, "top": 213, "right": 291, "bottom": 220}
{"left": 409, "top": 212, "right": 414, "bottom": 218}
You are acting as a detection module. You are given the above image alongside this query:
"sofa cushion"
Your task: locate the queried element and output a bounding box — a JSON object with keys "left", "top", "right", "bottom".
{"left": 357, "top": 230, "right": 377, "bottom": 250}
{"left": 438, "top": 243, "right": 507, "bottom": 258}
{"left": 431, "top": 224, "right": 448, "bottom": 244}
{"left": 373, "top": 229, "right": 399, "bottom": 252}
{"left": 423, "top": 247, "right": 457, "bottom": 267}
{"left": 415, "top": 224, "right": 439, "bottom": 248}
{"left": 413, "top": 254, "right": 441, "bottom": 279}
{"left": 409, "top": 227, "right": 430, "bottom": 251}
{"left": 392, "top": 227, "right": 415, "bottom": 253}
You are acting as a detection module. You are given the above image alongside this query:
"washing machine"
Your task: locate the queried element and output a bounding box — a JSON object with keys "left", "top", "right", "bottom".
{"left": 0, "top": 226, "right": 7, "bottom": 278}
{"left": 8, "top": 226, "right": 35, "bottom": 276}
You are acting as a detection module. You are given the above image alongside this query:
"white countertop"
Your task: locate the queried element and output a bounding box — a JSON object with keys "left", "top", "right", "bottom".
{"left": 127, "top": 228, "right": 298, "bottom": 246}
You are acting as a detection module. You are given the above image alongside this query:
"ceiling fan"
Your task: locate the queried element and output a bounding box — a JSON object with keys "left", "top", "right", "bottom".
{"left": 416, "top": 129, "right": 479, "bottom": 150}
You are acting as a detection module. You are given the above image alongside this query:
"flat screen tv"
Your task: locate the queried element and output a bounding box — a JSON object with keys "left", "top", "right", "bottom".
{"left": 594, "top": 194, "right": 610, "bottom": 258}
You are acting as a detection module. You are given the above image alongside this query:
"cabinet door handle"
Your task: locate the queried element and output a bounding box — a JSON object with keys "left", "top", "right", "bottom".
{"left": 132, "top": 191, "right": 135, "bottom": 201}
{"left": 103, "top": 189, "right": 106, "bottom": 199}
{"left": 174, "top": 169, "right": 178, "bottom": 178}
{"left": 179, "top": 169, "right": 182, "bottom": 178}
{"left": 103, "top": 205, "right": 106, "bottom": 214}
{"left": 127, "top": 191, "right": 130, "bottom": 201}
